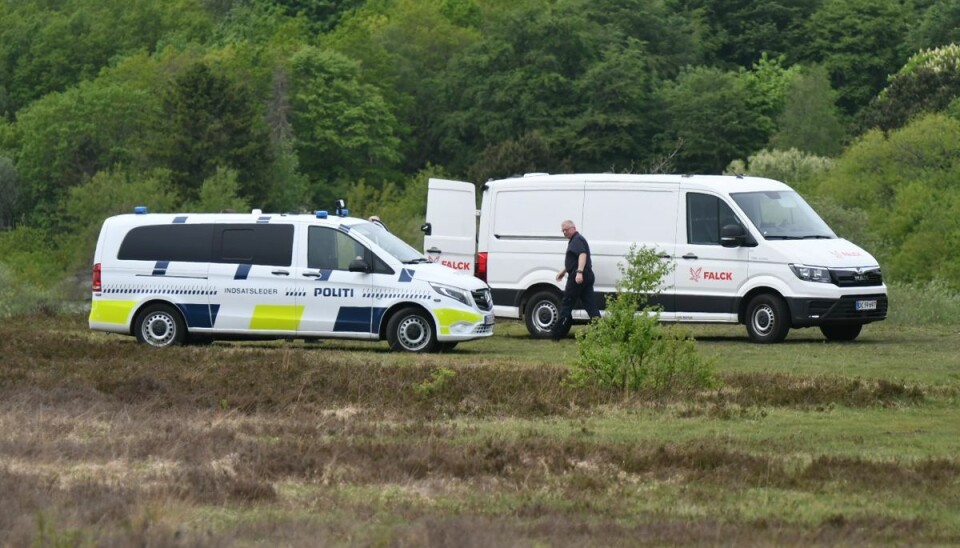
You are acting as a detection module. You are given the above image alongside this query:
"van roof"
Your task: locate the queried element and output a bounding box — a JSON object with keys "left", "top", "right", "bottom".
{"left": 103, "top": 210, "right": 366, "bottom": 230}
{"left": 487, "top": 173, "right": 792, "bottom": 194}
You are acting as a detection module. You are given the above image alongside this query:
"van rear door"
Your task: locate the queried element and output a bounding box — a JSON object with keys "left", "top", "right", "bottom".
{"left": 424, "top": 178, "right": 477, "bottom": 273}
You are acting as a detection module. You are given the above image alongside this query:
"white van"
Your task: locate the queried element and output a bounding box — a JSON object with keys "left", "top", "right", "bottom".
{"left": 423, "top": 173, "right": 887, "bottom": 343}
{"left": 89, "top": 207, "right": 494, "bottom": 352}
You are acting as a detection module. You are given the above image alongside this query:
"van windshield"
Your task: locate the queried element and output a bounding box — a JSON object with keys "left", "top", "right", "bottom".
{"left": 349, "top": 221, "right": 428, "bottom": 263}
{"left": 730, "top": 191, "right": 836, "bottom": 240}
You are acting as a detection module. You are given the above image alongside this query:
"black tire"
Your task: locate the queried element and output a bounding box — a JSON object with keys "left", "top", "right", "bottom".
{"left": 386, "top": 307, "right": 437, "bottom": 353}
{"left": 435, "top": 341, "right": 459, "bottom": 353}
{"left": 135, "top": 304, "right": 186, "bottom": 348}
{"left": 744, "top": 294, "right": 790, "bottom": 343}
{"left": 524, "top": 290, "right": 561, "bottom": 339}
{"left": 820, "top": 323, "right": 862, "bottom": 342}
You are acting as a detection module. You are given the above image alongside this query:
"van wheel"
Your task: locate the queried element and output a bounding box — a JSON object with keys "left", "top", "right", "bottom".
{"left": 135, "top": 304, "right": 186, "bottom": 348}
{"left": 387, "top": 308, "right": 437, "bottom": 353}
{"left": 820, "top": 323, "right": 862, "bottom": 342}
{"left": 745, "top": 294, "right": 790, "bottom": 343}
{"left": 524, "top": 290, "right": 561, "bottom": 339}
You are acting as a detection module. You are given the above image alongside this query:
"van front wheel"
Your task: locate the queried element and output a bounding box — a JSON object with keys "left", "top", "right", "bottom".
{"left": 387, "top": 308, "right": 437, "bottom": 353}
{"left": 135, "top": 304, "right": 186, "bottom": 348}
{"left": 745, "top": 294, "right": 790, "bottom": 343}
{"left": 524, "top": 290, "right": 561, "bottom": 339}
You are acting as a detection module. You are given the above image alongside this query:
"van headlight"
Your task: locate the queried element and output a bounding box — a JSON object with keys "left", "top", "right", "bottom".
{"left": 429, "top": 282, "right": 471, "bottom": 306}
{"left": 789, "top": 264, "right": 832, "bottom": 283}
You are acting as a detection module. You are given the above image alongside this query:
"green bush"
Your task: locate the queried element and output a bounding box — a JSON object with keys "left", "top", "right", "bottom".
{"left": 568, "top": 245, "right": 716, "bottom": 397}
{"left": 886, "top": 279, "right": 960, "bottom": 326}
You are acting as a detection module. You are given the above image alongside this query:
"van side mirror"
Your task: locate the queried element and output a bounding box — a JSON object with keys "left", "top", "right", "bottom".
{"left": 348, "top": 258, "right": 370, "bottom": 273}
{"left": 720, "top": 224, "right": 746, "bottom": 248}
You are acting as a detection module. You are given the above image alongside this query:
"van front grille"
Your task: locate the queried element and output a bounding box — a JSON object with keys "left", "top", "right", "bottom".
{"left": 830, "top": 267, "right": 883, "bottom": 287}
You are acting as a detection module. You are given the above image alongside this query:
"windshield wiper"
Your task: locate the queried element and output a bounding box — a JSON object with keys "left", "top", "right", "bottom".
{"left": 403, "top": 258, "right": 432, "bottom": 264}
{"left": 801, "top": 235, "right": 833, "bottom": 239}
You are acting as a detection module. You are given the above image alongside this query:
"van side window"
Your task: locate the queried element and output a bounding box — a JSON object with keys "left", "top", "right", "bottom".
{"left": 118, "top": 224, "right": 215, "bottom": 262}
{"left": 308, "top": 227, "right": 367, "bottom": 270}
{"left": 687, "top": 194, "right": 741, "bottom": 245}
{"left": 215, "top": 224, "right": 294, "bottom": 266}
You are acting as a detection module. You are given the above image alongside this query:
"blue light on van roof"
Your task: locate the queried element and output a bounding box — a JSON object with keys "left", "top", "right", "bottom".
{"left": 315, "top": 210, "right": 328, "bottom": 219}
{"left": 133, "top": 206, "right": 148, "bottom": 214}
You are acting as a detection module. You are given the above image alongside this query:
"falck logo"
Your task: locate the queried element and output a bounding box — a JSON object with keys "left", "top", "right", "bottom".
{"left": 689, "top": 267, "right": 702, "bottom": 282}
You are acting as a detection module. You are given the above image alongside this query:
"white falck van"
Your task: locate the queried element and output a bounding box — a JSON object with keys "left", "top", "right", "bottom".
{"left": 89, "top": 207, "right": 494, "bottom": 352}
{"left": 423, "top": 173, "right": 887, "bottom": 343}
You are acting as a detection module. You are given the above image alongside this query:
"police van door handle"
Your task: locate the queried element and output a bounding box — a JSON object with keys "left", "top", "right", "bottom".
{"left": 659, "top": 253, "right": 672, "bottom": 259}
{"left": 303, "top": 272, "right": 323, "bottom": 278}
{"left": 682, "top": 253, "right": 698, "bottom": 260}
{"left": 272, "top": 270, "right": 290, "bottom": 276}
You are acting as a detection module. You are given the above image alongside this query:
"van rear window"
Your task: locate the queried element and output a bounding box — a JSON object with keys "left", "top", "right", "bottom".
{"left": 118, "top": 223, "right": 294, "bottom": 266}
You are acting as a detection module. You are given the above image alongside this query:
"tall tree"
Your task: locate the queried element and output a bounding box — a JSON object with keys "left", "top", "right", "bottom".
{"left": 160, "top": 62, "right": 272, "bottom": 204}
{"left": 658, "top": 66, "right": 772, "bottom": 174}
{"left": 800, "top": 0, "right": 910, "bottom": 116}
{"left": 770, "top": 65, "right": 846, "bottom": 156}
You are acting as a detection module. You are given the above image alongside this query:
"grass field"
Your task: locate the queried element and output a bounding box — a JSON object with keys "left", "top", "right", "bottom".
{"left": 1, "top": 313, "right": 959, "bottom": 546}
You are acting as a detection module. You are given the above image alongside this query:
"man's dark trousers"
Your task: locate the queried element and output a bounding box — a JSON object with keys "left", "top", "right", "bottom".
{"left": 552, "top": 271, "right": 601, "bottom": 340}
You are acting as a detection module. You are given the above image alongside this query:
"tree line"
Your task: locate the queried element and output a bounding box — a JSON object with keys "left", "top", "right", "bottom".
{"left": 1, "top": 0, "right": 959, "bottom": 296}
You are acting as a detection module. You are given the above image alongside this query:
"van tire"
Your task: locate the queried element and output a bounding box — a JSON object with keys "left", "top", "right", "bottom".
{"left": 745, "top": 294, "right": 790, "bottom": 343}
{"left": 387, "top": 307, "right": 437, "bottom": 353}
{"left": 820, "top": 323, "right": 862, "bottom": 341}
{"left": 524, "top": 290, "right": 561, "bottom": 339}
{"left": 135, "top": 304, "right": 186, "bottom": 348}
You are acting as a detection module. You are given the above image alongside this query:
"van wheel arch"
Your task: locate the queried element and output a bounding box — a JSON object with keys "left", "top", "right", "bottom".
{"left": 522, "top": 287, "right": 563, "bottom": 339}
{"left": 133, "top": 301, "right": 187, "bottom": 348}
{"left": 743, "top": 292, "right": 791, "bottom": 343}
{"left": 384, "top": 305, "right": 438, "bottom": 353}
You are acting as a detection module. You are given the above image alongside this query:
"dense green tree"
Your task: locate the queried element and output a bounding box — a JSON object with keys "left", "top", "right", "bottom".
{"left": 770, "top": 65, "right": 846, "bottom": 156}
{"left": 14, "top": 81, "right": 160, "bottom": 227}
{"left": 466, "top": 132, "right": 556, "bottom": 184}
{"left": 160, "top": 62, "right": 272, "bottom": 204}
{"left": 324, "top": 0, "right": 480, "bottom": 171}
{"left": 565, "top": 39, "right": 662, "bottom": 172}
{"left": 816, "top": 114, "right": 960, "bottom": 286}
{"left": 0, "top": 156, "right": 18, "bottom": 228}
{"left": 289, "top": 46, "right": 402, "bottom": 206}
{"left": 905, "top": 0, "right": 960, "bottom": 51}
{"left": 658, "top": 66, "right": 773, "bottom": 174}
{"left": 859, "top": 44, "right": 960, "bottom": 133}
{"left": 0, "top": 0, "right": 214, "bottom": 115}
{"left": 800, "top": 0, "right": 910, "bottom": 116}
{"left": 666, "top": 0, "right": 818, "bottom": 69}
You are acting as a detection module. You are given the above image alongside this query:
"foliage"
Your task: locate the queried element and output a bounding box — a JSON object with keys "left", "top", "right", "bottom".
{"left": 860, "top": 43, "right": 960, "bottom": 132}
{"left": 0, "top": 156, "right": 17, "bottom": 228}
{"left": 160, "top": 62, "right": 272, "bottom": 205}
{"left": 467, "top": 132, "right": 555, "bottom": 185}
{"left": 14, "top": 81, "right": 161, "bottom": 228}
{"left": 905, "top": 0, "right": 960, "bottom": 52}
{"left": 799, "top": 0, "right": 910, "bottom": 116}
{"left": 815, "top": 114, "right": 960, "bottom": 288}
{"left": 657, "top": 66, "right": 773, "bottom": 173}
{"left": 886, "top": 279, "right": 960, "bottom": 326}
{"left": 725, "top": 148, "right": 835, "bottom": 193}
{"left": 569, "top": 245, "right": 716, "bottom": 396}
{"left": 770, "top": 65, "right": 847, "bottom": 156}
{"left": 289, "top": 46, "right": 402, "bottom": 205}
{"left": 182, "top": 167, "right": 251, "bottom": 213}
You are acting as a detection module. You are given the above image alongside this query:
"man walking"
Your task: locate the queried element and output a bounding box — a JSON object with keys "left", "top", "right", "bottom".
{"left": 552, "top": 220, "right": 601, "bottom": 340}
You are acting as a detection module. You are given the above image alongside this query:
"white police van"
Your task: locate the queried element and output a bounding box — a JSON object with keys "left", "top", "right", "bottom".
{"left": 89, "top": 206, "right": 494, "bottom": 352}
{"left": 424, "top": 174, "right": 887, "bottom": 343}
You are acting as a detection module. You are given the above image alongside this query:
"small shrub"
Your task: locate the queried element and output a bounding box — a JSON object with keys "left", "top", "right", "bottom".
{"left": 568, "top": 246, "right": 717, "bottom": 396}
{"left": 413, "top": 367, "right": 457, "bottom": 397}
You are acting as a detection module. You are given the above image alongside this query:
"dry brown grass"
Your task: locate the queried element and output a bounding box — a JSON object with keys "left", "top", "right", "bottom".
{"left": 1, "top": 314, "right": 958, "bottom": 546}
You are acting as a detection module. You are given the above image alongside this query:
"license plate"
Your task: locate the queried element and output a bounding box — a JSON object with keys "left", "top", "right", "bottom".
{"left": 484, "top": 314, "right": 495, "bottom": 326}
{"left": 855, "top": 300, "right": 877, "bottom": 311}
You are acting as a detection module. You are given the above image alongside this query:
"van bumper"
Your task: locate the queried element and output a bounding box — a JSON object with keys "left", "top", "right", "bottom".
{"left": 786, "top": 293, "right": 888, "bottom": 327}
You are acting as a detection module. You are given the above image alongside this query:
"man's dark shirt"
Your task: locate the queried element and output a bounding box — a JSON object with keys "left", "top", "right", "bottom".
{"left": 565, "top": 232, "right": 592, "bottom": 274}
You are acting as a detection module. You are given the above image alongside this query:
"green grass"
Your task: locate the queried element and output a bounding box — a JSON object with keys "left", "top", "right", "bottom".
{"left": 1, "top": 312, "right": 959, "bottom": 546}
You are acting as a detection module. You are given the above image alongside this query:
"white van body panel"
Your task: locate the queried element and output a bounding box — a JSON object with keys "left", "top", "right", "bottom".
{"left": 423, "top": 173, "right": 888, "bottom": 341}
{"left": 90, "top": 211, "right": 494, "bottom": 350}
{"left": 424, "top": 178, "right": 477, "bottom": 273}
